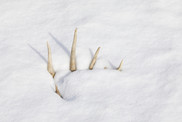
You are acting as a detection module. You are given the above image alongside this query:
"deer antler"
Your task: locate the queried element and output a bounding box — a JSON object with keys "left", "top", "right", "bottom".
{"left": 89, "top": 47, "right": 101, "bottom": 70}
{"left": 70, "top": 28, "right": 77, "bottom": 72}
{"left": 47, "top": 42, "right": 56, "bottom": 78}
{"left": 46, "top": 29, "right": 124, "bottom": 98}
{"left": 117, "top": 60, "right": 123, "bottom": 71}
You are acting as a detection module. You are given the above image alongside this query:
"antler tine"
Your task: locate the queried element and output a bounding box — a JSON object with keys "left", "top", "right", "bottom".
{"left": 47, "top": 42, "right": 62, "bottom": 97}
{"left": 47, "top": 41, "right": 56, "bottom": 78}
{"left": 70, "top": 28, "right": 77, "bottom": 72}
{"left": 117, "top": 60, "right": 123, "bottom": 71}
{"left": 89, "top": 47, "right": 101, "bottom": 70}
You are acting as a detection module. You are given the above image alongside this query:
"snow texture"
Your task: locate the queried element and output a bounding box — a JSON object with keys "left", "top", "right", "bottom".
{"left": 0, "top": 0, "right": 182, "bottom": 122}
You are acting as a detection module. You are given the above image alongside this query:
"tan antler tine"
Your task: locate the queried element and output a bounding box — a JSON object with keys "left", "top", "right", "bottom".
{"left": 47, "top": 41, "right": 56, "bottom": 78}
{"left": 89, "top": 47, "right": 101, "bottom": 70}
{"left": 47, "top": 42, "right": 62, "bottom": 97}
{"left": 117, "top": 60, "right": 123, "bottom": 71}
{"left": 70, "top": 28, "right": 77, "bottom": 72}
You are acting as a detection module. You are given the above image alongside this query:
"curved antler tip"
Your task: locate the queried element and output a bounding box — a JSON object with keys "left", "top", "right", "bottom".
{"left": 117, "top": 59, "right": 123, "bottom": 71}
{"left": 89, "top": 47, "right": 101, "bottom": 70}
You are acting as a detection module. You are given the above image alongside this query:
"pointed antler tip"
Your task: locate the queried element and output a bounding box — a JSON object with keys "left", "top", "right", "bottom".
{"left": 70, "top": 28, "right": 77, "bottom": 72}
{"left": 89, "top": 47, "right": 101, "bottom": 70}
{"left": 47, "top": 42, "right": 56, "bottom": 77}
{"left": 47, "top": 41, "right": 50, "bottom": 47}
{"left": 117, "top": 59, "right": 123, "bottom": 71}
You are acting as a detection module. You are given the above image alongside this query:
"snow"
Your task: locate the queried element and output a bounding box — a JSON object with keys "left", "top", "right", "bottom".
{"left": 0, "top": 0, "right": 182, "bottom": 121}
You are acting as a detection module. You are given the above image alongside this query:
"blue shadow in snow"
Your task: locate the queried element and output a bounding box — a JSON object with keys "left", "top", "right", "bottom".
{"left": 108, "top": 60, "right": 116, "bottom": 69}
{"left": 28, "top": 44, "right": 47, "bottom": 63}
{"left": 49, "top": 33, "right": 70, "bottom": 56}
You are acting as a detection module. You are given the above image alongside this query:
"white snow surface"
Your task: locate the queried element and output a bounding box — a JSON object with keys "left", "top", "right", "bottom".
{"left": 0, "top": 0, "right": 182, "bottom": 122}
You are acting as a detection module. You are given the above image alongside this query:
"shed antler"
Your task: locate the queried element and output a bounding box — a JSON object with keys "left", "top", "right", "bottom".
{"left": 89, "top": 47, "right": 100, "bottom": 70}
{"left": 46, "top": 28, "right": 124, "bottom": 98}
{"left": 47, "top": 42, "right": 56, "bottom": 78}
{"left": 70, "top": 28, "right": 77, "bottom": 72}
{"left": 117, "top": 60, "right": 123, "bottom": 71}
